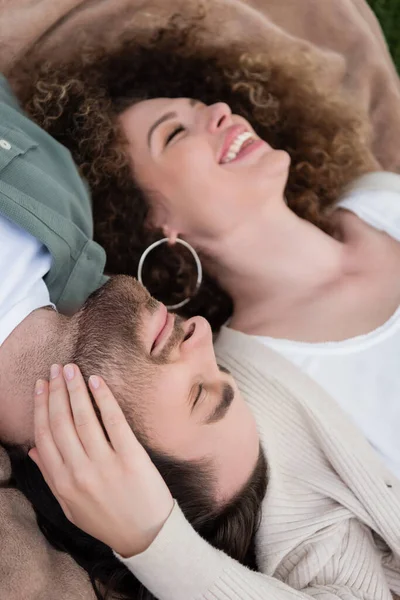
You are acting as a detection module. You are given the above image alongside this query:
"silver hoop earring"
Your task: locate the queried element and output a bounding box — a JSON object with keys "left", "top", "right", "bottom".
{"left": 137, "top": 238, "right": 203, "bottom": 310}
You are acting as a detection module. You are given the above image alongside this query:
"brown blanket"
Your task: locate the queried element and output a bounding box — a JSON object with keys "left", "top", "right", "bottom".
{"left": 0, "top": 1, "right": 400, "bottom": 598}
{"left": 0, "top": 446, "right": 95, "bottom": 599}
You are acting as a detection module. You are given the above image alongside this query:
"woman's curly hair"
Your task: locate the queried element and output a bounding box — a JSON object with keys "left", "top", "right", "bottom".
{"left": 13, "top": 14, "right": 376, "bottom": 329}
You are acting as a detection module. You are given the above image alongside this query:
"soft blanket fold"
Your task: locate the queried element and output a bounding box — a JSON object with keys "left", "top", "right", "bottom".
{"left": 0, "top": 446, "right": 95, "bottom": 599}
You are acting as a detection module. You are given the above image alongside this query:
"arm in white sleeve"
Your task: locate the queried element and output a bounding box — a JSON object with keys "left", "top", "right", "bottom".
{"left": 116, "top": 503, "right": 391, "bottom": 600}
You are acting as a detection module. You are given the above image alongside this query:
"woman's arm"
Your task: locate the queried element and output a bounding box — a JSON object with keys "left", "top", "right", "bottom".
{"left": 119, "top": 504, "right": 391, "bottom": 600}
{"left": 30, "top": 365, "right": 392, "bottom": 600}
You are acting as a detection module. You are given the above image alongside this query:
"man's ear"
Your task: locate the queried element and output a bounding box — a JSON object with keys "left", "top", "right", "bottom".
{"left": 162, "top": 225, "right": 179, "bottom": 245}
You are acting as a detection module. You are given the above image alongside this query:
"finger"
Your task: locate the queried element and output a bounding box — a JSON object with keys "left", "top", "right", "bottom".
{"left": 48, "top": 365, "right": 87, "bottom": 468}
{"left": 89, "top": 375, "right": 143, "bottom": 457}
{"left": 33, "top": 380, "right": 64, "bottom": 476}
{"left": 63, "top": 364, "right": 111, "bottom": 460}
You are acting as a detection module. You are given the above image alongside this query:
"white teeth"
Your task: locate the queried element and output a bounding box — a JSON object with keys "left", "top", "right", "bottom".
{"left": 221, "top": 131, "right": 254, "bottom": 164}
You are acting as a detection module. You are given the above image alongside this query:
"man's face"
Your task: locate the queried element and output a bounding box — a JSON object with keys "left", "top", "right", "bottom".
{"left": 74, "top": 276, "right": 260, "bottom": 504}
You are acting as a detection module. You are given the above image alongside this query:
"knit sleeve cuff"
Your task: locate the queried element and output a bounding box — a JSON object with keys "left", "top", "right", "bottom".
{"left": 115, "top": 501, "right": 232, "bottom": 600}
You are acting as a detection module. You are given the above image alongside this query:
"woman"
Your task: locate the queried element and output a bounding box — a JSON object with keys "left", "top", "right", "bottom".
{"left": 13, "top": 17, "right": 400, "bottom": 477}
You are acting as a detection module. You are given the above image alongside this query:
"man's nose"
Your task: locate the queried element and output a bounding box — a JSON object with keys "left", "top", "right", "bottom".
{"left": 179, "top": 316, "right": 213, "bottom": 355}
{"left": 204, "top": 102, "right": 232, "bottom": 134}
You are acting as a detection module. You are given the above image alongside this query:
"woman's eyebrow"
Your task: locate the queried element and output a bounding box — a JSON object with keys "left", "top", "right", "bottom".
{"left": 147, "top": 111, "right": 177, "bottom": 148}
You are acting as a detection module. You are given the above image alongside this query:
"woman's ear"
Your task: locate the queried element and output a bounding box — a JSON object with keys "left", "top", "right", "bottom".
{"left": 162, "top": 224, "right": 179, "bottom": 245}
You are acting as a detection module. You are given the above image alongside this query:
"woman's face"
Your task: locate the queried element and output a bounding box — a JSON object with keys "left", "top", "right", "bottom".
{"left": 119, "top": 98, "right": 291, "bottom": 241}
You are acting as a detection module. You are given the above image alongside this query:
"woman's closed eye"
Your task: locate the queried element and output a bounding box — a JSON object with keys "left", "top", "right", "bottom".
{"left": 165, "top": 125, "right": 185, "bottom": 146}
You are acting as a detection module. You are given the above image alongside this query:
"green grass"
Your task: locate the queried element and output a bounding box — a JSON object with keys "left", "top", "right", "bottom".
{"left": 368, "top": 0, "right": 400, "bottom": 69}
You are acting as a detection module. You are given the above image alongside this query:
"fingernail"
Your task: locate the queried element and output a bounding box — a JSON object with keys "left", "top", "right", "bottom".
{"left": 89, "top": 375, "right": 100, "bottom": 390}
{"left": 50, "top": 364, "right": 60, "bottom": 379}
{"left": 64, "top": 364, "right": 75, "bottom": 381}
{"left": 35, "top": 379, "right": 45, "bottom": 395}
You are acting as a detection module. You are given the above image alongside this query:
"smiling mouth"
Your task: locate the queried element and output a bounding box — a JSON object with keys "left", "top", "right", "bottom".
{"left": 220, "top": 130, "right": 258, "bottom": 164}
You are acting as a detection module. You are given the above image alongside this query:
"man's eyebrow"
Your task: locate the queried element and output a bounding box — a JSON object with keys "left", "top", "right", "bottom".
{"left": 205, "top": 383, "right": 235, "bottom": 425}
{"left": 147, "top": 111, "right": 177, "bottom": 148}
{"left": 217, "top": 364, "right": 231, "bottom": 375}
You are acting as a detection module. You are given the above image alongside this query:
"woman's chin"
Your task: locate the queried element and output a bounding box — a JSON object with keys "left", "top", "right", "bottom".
{"left": 261, "top": 147, "right": 290, "bottom": 171}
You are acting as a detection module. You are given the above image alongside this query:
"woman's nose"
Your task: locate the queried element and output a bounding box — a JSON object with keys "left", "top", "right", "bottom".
{"left": 205, "top": 102, "right": 232, "bottom": 133}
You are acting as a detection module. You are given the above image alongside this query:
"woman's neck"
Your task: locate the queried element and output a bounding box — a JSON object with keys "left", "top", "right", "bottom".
{"left": 200, "top": 201, "right": 347, "bottom": 333}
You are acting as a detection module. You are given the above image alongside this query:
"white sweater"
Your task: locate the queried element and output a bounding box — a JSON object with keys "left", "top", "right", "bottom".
{"left": 119, "top": 328, "right": 400, "bottom": 600}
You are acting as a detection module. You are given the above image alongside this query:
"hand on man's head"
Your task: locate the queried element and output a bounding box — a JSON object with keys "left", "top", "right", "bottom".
{"left": 30, "top": 363, "right": 174, "bottom": 558}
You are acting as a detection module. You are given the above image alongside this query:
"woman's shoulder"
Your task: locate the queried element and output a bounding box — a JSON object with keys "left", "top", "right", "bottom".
{"left": 338, "top": 171, "right": 400, "bottom": 242}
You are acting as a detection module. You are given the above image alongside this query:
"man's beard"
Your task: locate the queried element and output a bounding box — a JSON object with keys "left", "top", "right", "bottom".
{"left": 71, "top": 275, "right": 187, "bottom": 373}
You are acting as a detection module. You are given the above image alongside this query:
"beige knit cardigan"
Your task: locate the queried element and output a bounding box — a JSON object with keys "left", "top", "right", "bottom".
{"left": 120, "top": 327, "right": 400, "bottom": 600}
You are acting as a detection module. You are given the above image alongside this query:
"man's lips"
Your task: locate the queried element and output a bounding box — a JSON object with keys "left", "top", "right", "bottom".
{"left": 149, "top": 305, "right": 197, "bottom": 356}
{"left": 151, "top": 304, "right": 175, "bottom": 355}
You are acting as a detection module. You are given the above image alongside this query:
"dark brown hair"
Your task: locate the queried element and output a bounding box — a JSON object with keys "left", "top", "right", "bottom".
{"left": 13, "top": 14, "right": 376, "bottom": 329}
